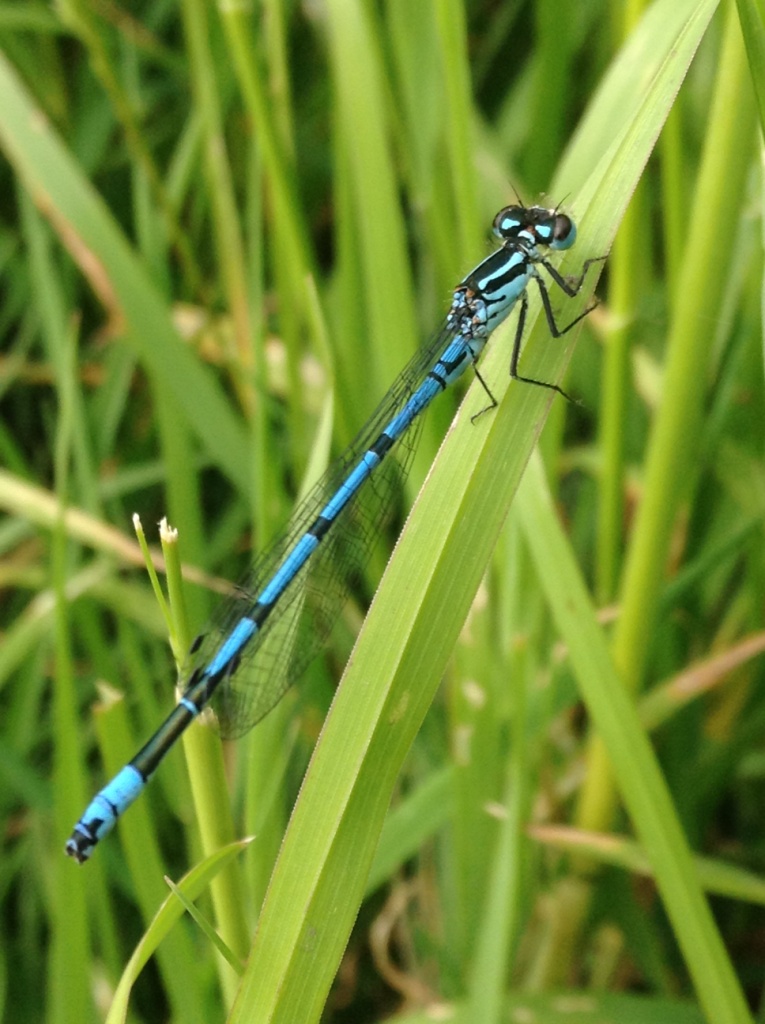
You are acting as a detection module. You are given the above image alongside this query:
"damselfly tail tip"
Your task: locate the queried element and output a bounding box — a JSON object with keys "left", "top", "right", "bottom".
{"left": 65, "top": 829, "right": 94, "bottom": 864}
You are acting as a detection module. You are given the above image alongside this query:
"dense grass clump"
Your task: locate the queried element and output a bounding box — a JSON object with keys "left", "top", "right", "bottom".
{"left": 0, "top": 1, "right": 763, "bottom": 1022}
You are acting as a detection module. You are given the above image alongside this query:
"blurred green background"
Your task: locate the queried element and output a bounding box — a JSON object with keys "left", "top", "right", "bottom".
{"left": 0, "top": 0, "right": 764, "bottom": 1022}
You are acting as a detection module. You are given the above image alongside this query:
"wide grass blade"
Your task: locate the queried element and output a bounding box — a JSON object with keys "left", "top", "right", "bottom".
{"left": 227, "top": 2, "right": 724, "bottom": 1021}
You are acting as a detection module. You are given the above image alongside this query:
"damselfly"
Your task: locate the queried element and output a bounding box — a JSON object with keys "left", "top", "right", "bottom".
{"left": 66, "top": 203, "right": 604, "bottom": 862}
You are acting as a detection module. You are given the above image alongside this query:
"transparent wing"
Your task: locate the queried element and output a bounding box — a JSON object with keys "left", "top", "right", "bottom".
{"left": 184, "top": 319, "right": 459, "bottom": 739}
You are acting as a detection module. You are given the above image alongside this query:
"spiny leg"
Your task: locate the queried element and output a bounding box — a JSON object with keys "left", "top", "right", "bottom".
{"left": 470, "top": 363, "right": 498, "bottom": 423}
{"left": 512, "top": 255, "right": 607, "bottom": 400}
{"left": 533, "top": 266, "right": 599, "bottom": 342}
{"left": 509, "top": 290, "right": 576, "bottom": 401}
{"left": 539, "top": 253, "right": 608, "bottom": 299}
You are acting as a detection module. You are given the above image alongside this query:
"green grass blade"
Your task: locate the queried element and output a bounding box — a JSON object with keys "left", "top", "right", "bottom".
{"left": 227, "top": 5, "right": 721, "bottom": 1019}
{"left": 517, "top": 451, "right": 750, "bottom": 1024}
{"left": 0, "top": 53, "right": 250, "bottom": 491}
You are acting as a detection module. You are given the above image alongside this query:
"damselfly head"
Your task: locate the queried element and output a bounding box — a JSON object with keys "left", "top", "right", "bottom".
{"left": 492, "top": 205, "right": 577, "bottom": 252}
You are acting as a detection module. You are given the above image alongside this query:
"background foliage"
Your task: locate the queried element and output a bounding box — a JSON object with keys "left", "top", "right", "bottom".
{"left": 0, "top": 1, "right": 764, "bottom": 1022}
